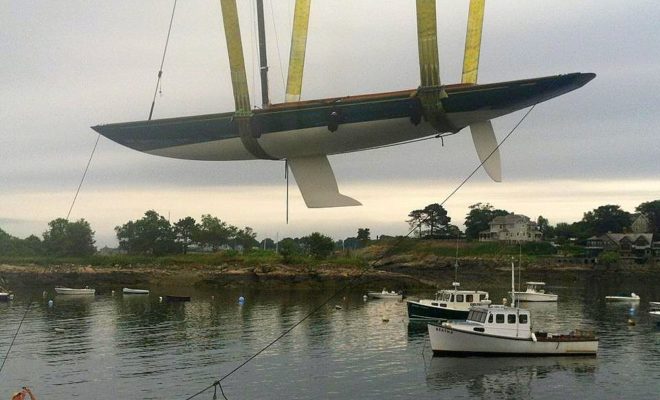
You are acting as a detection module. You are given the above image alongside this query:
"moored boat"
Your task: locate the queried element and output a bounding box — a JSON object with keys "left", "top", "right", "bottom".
{"left": 605, "top": 293, "right": 640, "bottom": 301}
{"left": 428, "top": 304, "right": 598, "bottom": 356}
{"left": 0, "top": 292, "right": 14, "bottom": 301}
{"left": 407, "top": 282, "right": 490, "bottom": 321}
{"left": 367, "top": 289, "right": 402, "bottom": 300}
{"left": 510, "top": 282, "right": 558, "bottom": 302}
{"left": 123, "top": 288, "right": 149, "bottom": 295}
{"left": 55, "top": 287, "right": 96, "bottom": 295}
{"left": 649, "top": 302, "right": 660, "bottom": 318}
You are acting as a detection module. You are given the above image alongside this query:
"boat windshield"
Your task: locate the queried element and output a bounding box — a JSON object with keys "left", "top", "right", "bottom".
{"left": 467, "top": 310, "right": 488, "bottom": 323}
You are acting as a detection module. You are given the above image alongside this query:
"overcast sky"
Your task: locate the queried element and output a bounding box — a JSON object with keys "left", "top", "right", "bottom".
{"left": 2, "top": 0, "right": 659, "bottom": 247}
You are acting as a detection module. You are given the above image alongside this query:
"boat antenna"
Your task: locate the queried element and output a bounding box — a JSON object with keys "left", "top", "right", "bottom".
{"left": 511, "top": 256, "right": 516, "bottom": 306}
{"left": 256, "top": 0, "right": 269, "bottom": 107}
{"left": 454, "top": 231, "right": 459, "bottom": 283}
{"left": 518, "top": 242, "right": 522, "bottom": 291}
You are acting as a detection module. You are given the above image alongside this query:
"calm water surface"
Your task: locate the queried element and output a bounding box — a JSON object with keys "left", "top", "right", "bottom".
{"left": 1, "top": 275, "right": 660, "bottom": 399}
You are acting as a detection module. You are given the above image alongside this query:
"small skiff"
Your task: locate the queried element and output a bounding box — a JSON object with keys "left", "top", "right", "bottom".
{"left": 55, "top": 287, "right": 96, "bottom": 295}
{"left": 605, "top": 293, "right": 640, "bottom": 301}
{"left": 510, "top": 282, "right": 558, "bottom": 302}
{"left": 123, "top": 288, "right": 149, "bottom": 295}
{"left": 367, "top": 289, "right": 402, "bottom": 300}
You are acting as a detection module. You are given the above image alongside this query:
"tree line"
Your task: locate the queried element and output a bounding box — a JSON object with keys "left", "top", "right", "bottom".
{"left": 0, "top": 200, "right": 657, "bottom": 259}
{"left": 410, "top": 200, "right": 659, "bottom": 243}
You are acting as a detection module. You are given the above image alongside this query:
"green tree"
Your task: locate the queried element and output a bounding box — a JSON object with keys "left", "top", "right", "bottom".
{"left": 406, "top": 209, "right": 425, "bottom": 238}
{"left": 357, "top": 228, "right": 371, "bottom": 246}
{"left": 235, "top": 227, "right": 258, "bottom": 251}
{"left": 115, "top": 210, "right": 176, "bottom": 255}
{"left": 636, "top": 200, "right": 660, "bottom": 235}
{"left": 407, "top": 204, "right": 451, "bottom": 238}
{"left": 260, "top": 238, "right": 275, "bottom": 250}
{"left": 43, "top": 218, "right": 96, "bottom": 257}
{"left": 278, "top": 237, "right": 300, "bottom": 263}
{"left": 195, "top": 214, "right": 235, "bottom": 251}
{"left": 536, "top": 216, "right": 549, "bottom": 238}
{"left": 581, "top": 205, "right": 631, "bottom": 236}
{"left": 173, "top": 217, "right": 197, "bottom": 254}
{"left": 301, "top": 232, "right": 335, "bottom": 259}
{"left": 464, "top": 203, "right": 509, "bottom": 240}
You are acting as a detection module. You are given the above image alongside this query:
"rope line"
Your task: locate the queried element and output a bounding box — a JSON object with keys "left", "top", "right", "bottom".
{"left": 66, "top": 134, "right": 101, "bottom": 221}
{"left": 0, "top": 300, "right": 32, "bottom": 375}
{"left": 182, "top": 105, "right": 537, "bottom": 399}
{"left": 148, "top": 0, "right": 178, "bottom": 120}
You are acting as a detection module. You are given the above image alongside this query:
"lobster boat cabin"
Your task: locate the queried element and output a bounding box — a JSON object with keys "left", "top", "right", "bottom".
{"left": 407, "top": 283, "right": 490, "bottom": 321}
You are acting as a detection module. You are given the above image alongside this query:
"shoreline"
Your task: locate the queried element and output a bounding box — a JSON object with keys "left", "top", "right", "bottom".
{"left": 2, "top": 257, "right": 656, "bottom": 292}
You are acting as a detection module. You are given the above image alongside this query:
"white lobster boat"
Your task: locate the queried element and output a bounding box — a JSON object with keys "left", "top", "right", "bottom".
{"left": 510, "top": 282, "right": 558, "bottom": 302}
{"left": 55, "top": 287, "right": 96, "bottom": 295}
{"left": 428, "top": 305, "right": 598, "bottom": 356}
{"left": 428, "top": 259, "right": 597, "bottom": 356}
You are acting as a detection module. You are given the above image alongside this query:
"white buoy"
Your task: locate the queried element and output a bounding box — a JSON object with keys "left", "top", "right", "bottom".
{"left": 111, "top": 290, "right": 115, "bottom": 296}
{"left": 42, "top": 291, "right": 47, "bottom": 298}
{"left": 159, "top": 296, "right": 163, "bottom": 302}
{"left": 238, "top": 296, "right": 245, "bottom": 304}
{"left": 363, "top": 295, "right": 368, "bottom": 301}
{"left": 48, "top": 300, "right": 53, "bottom": 307}
{"left": 54, "top": 328, "right": 65, "bottom": 333}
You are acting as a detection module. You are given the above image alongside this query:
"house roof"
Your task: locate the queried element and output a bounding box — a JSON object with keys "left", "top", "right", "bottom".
{"left": 489, "top": 214, "right": 530, "bottom": 225}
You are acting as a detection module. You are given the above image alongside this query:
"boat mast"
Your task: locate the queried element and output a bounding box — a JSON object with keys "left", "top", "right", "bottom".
{"left": 511, "top": 257, "right": 516, "bottom": 306}
{"left": 256, "top": 0, "right": 269, "bottom": 108}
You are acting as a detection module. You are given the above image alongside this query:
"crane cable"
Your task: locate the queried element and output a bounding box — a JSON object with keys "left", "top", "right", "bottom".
{"left": 0, "top": 301, "right": 32, "bottom": 376}
{"left": 148, "top": 0, "right": 178, "bottom": 120}
{"left": 182, "top": 104, "right": 537, "bottom": 400}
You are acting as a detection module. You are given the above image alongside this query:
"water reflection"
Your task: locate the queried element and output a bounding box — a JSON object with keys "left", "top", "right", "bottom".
{"left": 426, "top": 356, "right": 597, "bottom": 398}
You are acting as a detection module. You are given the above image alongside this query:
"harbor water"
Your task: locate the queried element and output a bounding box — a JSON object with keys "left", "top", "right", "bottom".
{"left": 1, "top": 274, "right": 660, "bottom": 399}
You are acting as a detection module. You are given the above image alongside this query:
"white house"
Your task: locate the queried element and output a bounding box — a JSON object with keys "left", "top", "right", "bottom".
{"left": 479, "top": 214, "right": 542, "bottom": 243}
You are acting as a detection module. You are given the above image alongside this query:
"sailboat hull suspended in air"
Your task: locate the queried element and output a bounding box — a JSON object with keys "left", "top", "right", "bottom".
{"left": 92, "top": 73, "right": 594, "bottom": 162}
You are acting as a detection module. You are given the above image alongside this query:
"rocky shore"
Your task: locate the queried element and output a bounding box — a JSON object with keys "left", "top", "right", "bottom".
{"left": 2, "top": 255, "right": 655, "bottom": 292}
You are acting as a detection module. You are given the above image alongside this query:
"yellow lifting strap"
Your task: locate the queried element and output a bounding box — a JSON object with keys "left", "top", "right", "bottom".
{"left": 219, "top": 0, "right": 251, "bottom": 116}
{"left": 285, "top": 0, "right": 311, "bottom": 103}
{"left": 219, "top": 0, "right": 276, "bottom": 159}
{"left": 416, "top": 0, "right": 441, "bottom": 88}
{"left": 461, "top": 0, "right": 485, "bottom": 84}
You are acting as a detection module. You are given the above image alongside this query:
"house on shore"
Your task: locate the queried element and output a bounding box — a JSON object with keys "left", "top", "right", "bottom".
{"left": 479, "top": 214, "right": 542, "bottom": 243}
{"left": 586, "top": 233, "right": 657, "bottom": 263}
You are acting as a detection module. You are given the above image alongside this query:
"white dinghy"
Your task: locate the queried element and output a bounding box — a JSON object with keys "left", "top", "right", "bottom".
{"left": 605, "top": 293, "right": 640, "bottom": 302}
{"left": 55, "top": 287, "right": 96, "bottom": 295}
{"left": 123, "top": 288, "right": 150, "bottom": 295}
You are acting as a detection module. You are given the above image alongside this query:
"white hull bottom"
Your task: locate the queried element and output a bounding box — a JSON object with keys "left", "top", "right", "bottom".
{"left": 428, "top": 325, "right": 598, "bottom": 356}
{"left": 514, "top": 293, "right": 558, "bottom": 302}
